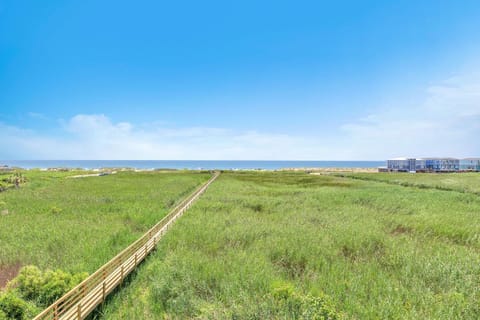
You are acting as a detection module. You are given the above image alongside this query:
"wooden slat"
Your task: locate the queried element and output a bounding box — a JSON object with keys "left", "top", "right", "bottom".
{"left": 33, "top": 172, "right": 219, "bottom": 320}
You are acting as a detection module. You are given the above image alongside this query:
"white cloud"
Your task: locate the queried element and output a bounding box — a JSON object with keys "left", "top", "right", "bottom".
{"left": 1, "top": 73, "right": 479, "bottom": 160}
{"left": 0, "top": 114, "right": 317, "bottom": 160}
{"left": 340, "top": 73, "right": 480, "bottom": 159}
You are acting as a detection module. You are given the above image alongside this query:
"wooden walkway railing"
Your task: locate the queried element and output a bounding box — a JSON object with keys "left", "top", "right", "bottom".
{"left": 33, "top": 172, "right": 220, "bottom": 320}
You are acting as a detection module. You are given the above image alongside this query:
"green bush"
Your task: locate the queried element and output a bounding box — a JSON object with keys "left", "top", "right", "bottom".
{"left": 0, "top": 291, "right": 38, "bottom": 320}
{"left": 12, "top": 265, "right": 88, "bottom": 306}
{"left": 271, "top": 281, "right": 295, "bottom": 300}
{"left": 50, "top": 206, "right": 62, "bottom": 214}
{"left": 299, "top": 294, "right": 344, "bottom": 320}
{"left": 271, "top": 281, "right": 343, "bottom": 320}
{"left": 11, "top": 266, "right": 42, "bottom": 300}
{"left": 0, "top": 266, "right": 87, "bottom": 319}
{"left": 0, "top": 173, "right": 26, "bottom": 192}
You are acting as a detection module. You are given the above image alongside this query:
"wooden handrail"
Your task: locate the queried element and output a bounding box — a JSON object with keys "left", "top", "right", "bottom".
{"left": 33, "top": 172, "right": 220, "bottom": 320}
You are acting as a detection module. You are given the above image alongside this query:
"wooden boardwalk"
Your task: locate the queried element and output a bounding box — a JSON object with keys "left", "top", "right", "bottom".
{"left": 33, "top": 172, "right": 220, "bottom": 320}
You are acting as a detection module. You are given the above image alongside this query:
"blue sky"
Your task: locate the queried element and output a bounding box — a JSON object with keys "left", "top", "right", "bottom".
{"left": 1, "top": 0, "right": 479, "bottom": 160}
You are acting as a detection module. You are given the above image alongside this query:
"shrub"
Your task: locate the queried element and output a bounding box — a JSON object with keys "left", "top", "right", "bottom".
{"left": 299, "top": 294, "right": 344, "bottom": 320}
{"left": 50, "top": 206, "right": 62, "bottom": 214}
{"left": 271, "top": 281, "right": 295, "bottom": 300}
{"left": 0, "top": 182, "right": 8, "bottom": 192}
{"left": 12, "top": 266, "right": 88, "bottom": 306}
{"left": 271, "top": 281, "right": 344, "bottom": 320}
{"left": 11, "top": 266, "right": 43, "bottom": 300}
{"left": 39, "top": 269, "right": 75, "bottom": 303}
{"left": 0, "top": 291, "right": 37, "bottom": 320}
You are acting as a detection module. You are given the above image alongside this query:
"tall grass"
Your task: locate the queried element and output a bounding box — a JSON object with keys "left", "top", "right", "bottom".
{"left": 0, "top": 170, "right": 210, "bottom": 273}
{"left": 100, "top": 172, "right": 480, "bottom": 319}
{"left": 332, "top": 172, "right": 480, "bottom": 195}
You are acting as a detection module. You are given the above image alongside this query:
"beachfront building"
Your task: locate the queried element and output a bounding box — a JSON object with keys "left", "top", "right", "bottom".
{"left": 385, "top": 157, "right": 471, "bottom": 172}
{"left": 415, "top": 159, "right": 427, "bottom": 171}
{"left": 386, "top": 158, "right": 416, "bottom": 172}
{"left": 422, "top": 158, "right": 459, "bottom": 172}
{"left": 460, "top": 158, "right": 480, "bottom": 171}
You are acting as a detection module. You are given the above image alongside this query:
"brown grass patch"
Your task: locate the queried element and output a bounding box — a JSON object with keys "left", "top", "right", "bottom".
{"left": 0, "top": 262, "right": 21, "bottom": 289}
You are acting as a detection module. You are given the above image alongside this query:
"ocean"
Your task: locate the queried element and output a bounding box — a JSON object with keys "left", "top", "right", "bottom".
{"left": 0, "top": 160, "right": 384, "bottom": 170}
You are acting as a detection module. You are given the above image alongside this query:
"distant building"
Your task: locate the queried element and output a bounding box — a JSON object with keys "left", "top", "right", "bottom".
{"left": 423, "top": 158, "right": 459, "bottom": 172}
{"left": 460, "top": 158, "right": 480, "bottom": 171}
{"left": 415, "top": 159, "right": 427, "bottom": 171}
{"left": 386, "top": 158, "right": 416, "bottom": 172}
{"left": 385, "top": 157, "right": 474, "bottom": 172}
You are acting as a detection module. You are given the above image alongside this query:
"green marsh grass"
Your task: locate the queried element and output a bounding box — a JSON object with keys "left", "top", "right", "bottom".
{"left": 0, "top": 170, "right": 210, "bottom": 273}
{"left": 99, "top": 172, "right": 480, "bottom": 319}
{"left": 334, "top": 172, "right": 480, "bottom": 195}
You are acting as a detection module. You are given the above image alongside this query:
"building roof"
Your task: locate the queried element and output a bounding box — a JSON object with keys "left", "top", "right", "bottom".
{"left": 416, "top": 157, "right": 459, "bottom": 160}
{"left": 388, "top": 157, "right": 478, "bottom": 161}
{"left": 388, "top": 157, "right": 415, "bottom": 161}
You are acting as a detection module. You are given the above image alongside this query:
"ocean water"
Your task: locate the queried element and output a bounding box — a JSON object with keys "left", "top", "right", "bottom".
{"left": 0, "top": 160, "right": 384, "bottom": 170}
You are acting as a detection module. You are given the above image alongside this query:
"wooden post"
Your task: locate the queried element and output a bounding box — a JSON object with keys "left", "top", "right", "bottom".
{"left": 102, "top": 282, "right": 106, "bottom": 301}
{"left": 134, "top": 252, "right": 138, "bottom": 266}
{"left": 77, "top": 303, "right": 82, "bottom": 319}
{"left": 120, "top": 265, "right": 124, "bottom": 283}
{"left": 53, "top": 304, "right": 59, "bottom": 320}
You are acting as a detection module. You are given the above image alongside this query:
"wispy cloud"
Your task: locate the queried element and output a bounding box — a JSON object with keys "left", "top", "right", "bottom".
{"left": 0, "top": 114, "right": 317, "bottom": 160}
{"left": 1, "top": 73, "right": 479, "bottom": 160}
{"left": 339, "top": 73, "right": 480, "bottom": 159}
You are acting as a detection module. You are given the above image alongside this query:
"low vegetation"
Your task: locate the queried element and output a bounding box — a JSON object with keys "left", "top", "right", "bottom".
{"left": 3, "top": 170, "right": 480, "bottom": 319}
{"left": 0, "top": 266, "right": 87, "bottom": 319}
{"left": 0, "top": 173, "right": 26, "bottom": 192}
{"left": 332, "top": 172, "right": 480, "bottom": 195}
{"left": 99, "top": 171, "right": 480, "bottom": 319}
{"left": 0, "top": 170, "right": 210, "bottom": 273}
{"left": 0, "top": 169, "right": 210, "bottom": 319}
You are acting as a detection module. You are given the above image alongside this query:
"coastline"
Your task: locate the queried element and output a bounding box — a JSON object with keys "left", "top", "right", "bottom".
{"left": 0, "top": 160, "right": 384, "bottom": 171}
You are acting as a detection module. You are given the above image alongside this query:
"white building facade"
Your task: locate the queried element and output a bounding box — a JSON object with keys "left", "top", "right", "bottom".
{"left": 386, "top": 157, "right": 475, "bottom": 172}
{"left": 460, "top": 158, "right": 480, "bottom": 171}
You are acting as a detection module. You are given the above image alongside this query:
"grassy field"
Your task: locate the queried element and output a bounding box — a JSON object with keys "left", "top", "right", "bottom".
{"left": 330, "top": 172, "right": 480, "bottom": 195}
{"left": 0, "top": 170, "right": 210, "bottom": 274}
{"left": 99, "top": 171, "right": 480, "bottom": 319}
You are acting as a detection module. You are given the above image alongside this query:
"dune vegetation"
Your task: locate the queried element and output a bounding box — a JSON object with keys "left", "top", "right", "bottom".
{"left": 2, "top": 170, "right": 480, "bottom": 319}
{"left": 0, "top": 170, "right": 210, "bottom": 273}
{"left": 331, "top": 172, "right": 480, "bottom": 195}
{"left": 98, "top": 171, "right": 480, "bottom": 319}
{"left": 0, "top": 170, "right": 210, "bottom": 319}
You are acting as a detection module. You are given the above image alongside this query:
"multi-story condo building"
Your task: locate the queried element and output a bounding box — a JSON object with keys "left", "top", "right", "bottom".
{"left": 386, "top": 158, "right": 416, "bottom": 172}
{"left": 423, "top": 158, "right": 459, "bottom": 172}
{"left": 460, "top": 158, "right": 480, "bottom": 171}
{"left": 386, "top": 157, "right": 475, "bottom": 172}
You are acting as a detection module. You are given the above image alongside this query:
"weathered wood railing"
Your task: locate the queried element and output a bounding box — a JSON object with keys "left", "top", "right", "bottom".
{"left": 33, "top": 172, "right": 220, "bottom": 320}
